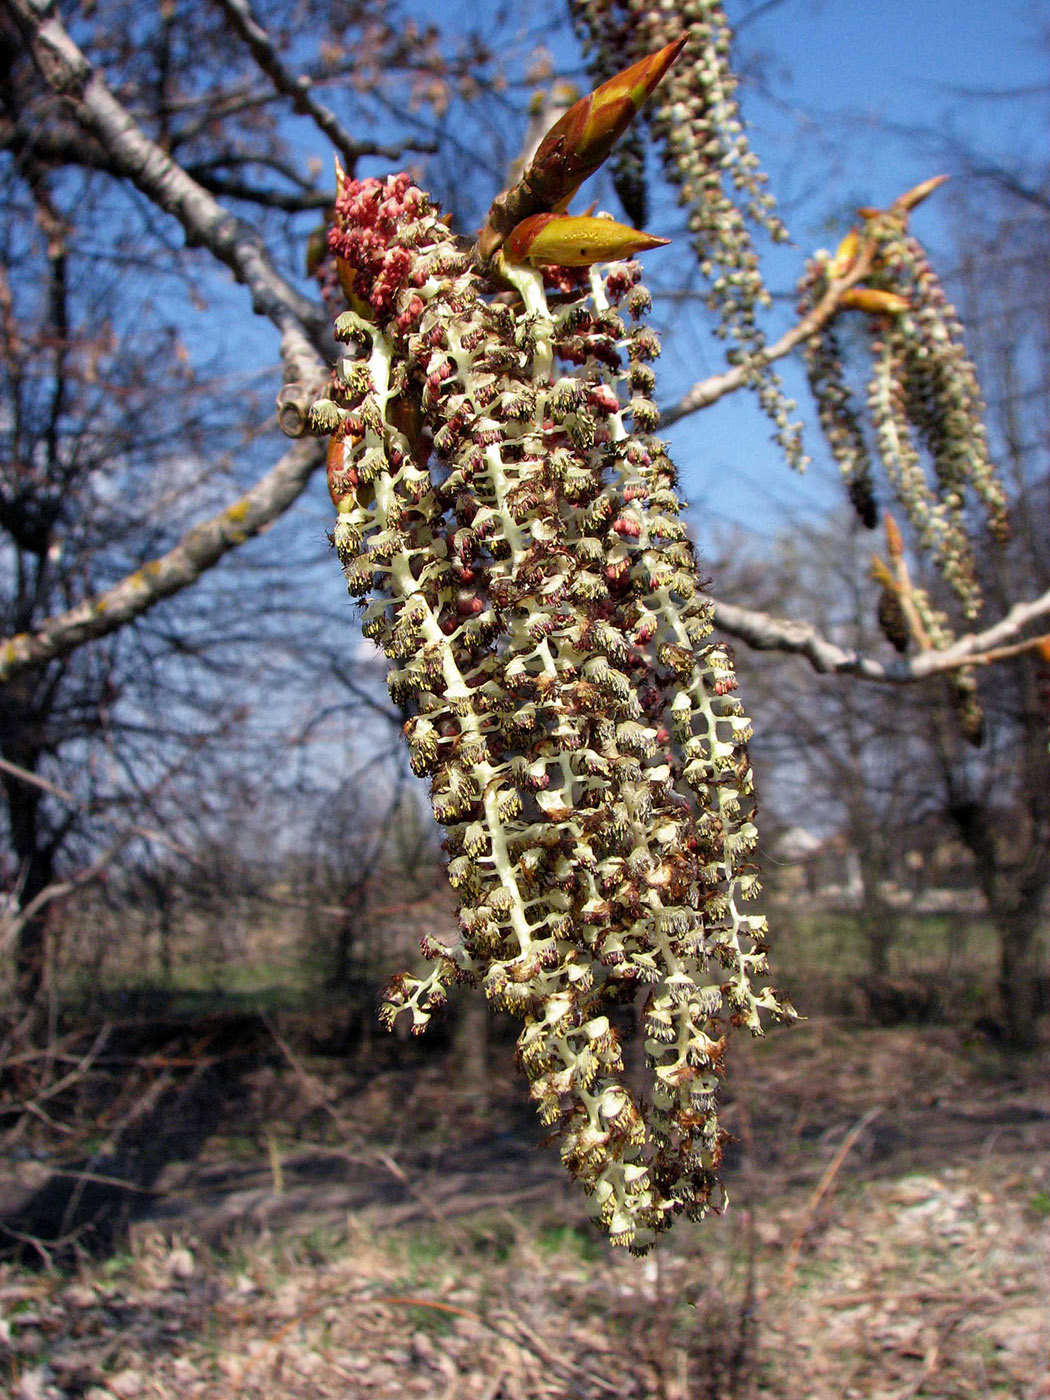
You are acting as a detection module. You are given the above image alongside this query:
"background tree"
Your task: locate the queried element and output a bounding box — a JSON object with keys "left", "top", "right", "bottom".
{"left": 728, "top": 517, "right": 942, "bottom": 979}
{"left": 924, "top": 174, "right": 1050, "bottom": 1046}
{"left": 0, "top": 0, "right": 492, "bottom": 1007}
{"left": 0, "top": 0, "right": 1046, "bottom": 1077}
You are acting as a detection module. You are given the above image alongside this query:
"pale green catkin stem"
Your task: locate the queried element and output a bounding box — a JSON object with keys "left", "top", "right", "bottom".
{"left": 325, "top": 174, "right": 791, "bottom": 1250}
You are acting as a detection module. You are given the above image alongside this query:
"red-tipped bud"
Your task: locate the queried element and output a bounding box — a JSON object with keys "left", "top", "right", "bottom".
{"left": 504, "top": 213, "right": 670, "bottom": 267}
{"left": 528, "top": 36, "right": 687, "bottom": 214}
{"left": 884, "top": 513, "right": 905, "bottom": 561}
{"left": 893, "top": 173, "right": 949, "bottom": 215}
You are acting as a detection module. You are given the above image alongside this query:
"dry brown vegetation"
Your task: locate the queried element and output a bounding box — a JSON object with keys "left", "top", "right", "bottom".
{"left": 2, "top": 995, "right": 1048, "bottom": 1399}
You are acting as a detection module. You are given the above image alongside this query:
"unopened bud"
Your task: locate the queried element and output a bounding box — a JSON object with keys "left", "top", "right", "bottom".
{"left": 504, "top": 213, "right": 669, "bottom": 268}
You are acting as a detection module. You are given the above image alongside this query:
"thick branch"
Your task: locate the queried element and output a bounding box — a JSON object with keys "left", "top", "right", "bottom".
{"left": 709, "top": 585, "right": 1050, "bottom": 683}
{"left": 7, "top": 0, "right": 326, "bottom": 355}
{"left": 0, "top": 437, "right": 326, "bottom": 683}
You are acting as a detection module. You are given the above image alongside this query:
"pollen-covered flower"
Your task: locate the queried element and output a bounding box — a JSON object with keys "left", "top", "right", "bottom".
{"left": 312, "top": 173, "right": 790, "bottom": 1251}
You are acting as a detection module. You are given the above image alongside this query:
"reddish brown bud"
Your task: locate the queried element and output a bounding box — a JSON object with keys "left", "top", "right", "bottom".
{"left": 893, "top": 173, "right": 949, "bottom": 215}
{"left": 884, "top": 514, "right": 905, "bottom": 561}
{"left": 326, "top": 436, "right": 359, "bottom": 507}
{"left": 478, "top": 37, "right": 685, "bottom": 258}
{"left": 529, "top": 36, "right": 687, "bottom": 215}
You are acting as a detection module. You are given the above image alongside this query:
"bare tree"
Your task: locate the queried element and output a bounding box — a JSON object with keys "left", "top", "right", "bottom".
{"left": 0, "top": 0, "right": 1047, "bottom": 1251}
{"left": 0, "top": 0, "right": 514, "bottom": 1006}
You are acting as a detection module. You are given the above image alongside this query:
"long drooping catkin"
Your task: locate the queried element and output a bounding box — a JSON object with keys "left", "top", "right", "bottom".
{"left": 313, "top": 173, "right": 790, "bottom": 1251}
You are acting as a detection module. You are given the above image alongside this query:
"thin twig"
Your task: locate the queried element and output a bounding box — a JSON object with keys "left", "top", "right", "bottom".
{"left": 708, "top": 584, "right": 1050, "bottom": 684}
{"left": 660, "top": 240, "right": 876, "bottom": 426}
{"left": 260, "top": 1014, "right": 468, "bottom": 1242}
{"left": 893, "top": 1314, "right": 960, "bottom": 1400}
{"left": 782, "top": 1105, "right": 883, "bottom": 1290}
{"left": 210, "top": 0, "right": 411, "bottom": 170}
{"left": 0, "top": 437, "right": 325, "bottom": 684}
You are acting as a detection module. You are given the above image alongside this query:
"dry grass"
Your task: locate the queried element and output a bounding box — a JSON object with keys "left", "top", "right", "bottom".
{"left": 1, "top": 1016, "right": 1048, "bottom": 1399}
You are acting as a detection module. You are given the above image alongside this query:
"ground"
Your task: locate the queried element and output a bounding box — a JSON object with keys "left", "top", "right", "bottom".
{"left": 1, "top": 1015, "right": 1049, "bottom": 1398}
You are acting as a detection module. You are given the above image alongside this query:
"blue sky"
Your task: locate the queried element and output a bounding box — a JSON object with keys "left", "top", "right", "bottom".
{"left": 652, "top": 0, "right": 1047, "bottom": 540}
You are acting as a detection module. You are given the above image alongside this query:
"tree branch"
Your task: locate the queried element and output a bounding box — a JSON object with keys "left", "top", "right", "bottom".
{"left": 178, "top": 172, "right": 332, "bottom": 213}
{"left": 709, "top": 584, "right": 1050, "bottom": 683}
{"left": 209, "top": 0, "right": 384, "bottom": 173}
{"left": 7, "top": 0, "right": 327, "bottom": 359}
{"left": 0, "top": 436, "right": 326, "bottom": 683}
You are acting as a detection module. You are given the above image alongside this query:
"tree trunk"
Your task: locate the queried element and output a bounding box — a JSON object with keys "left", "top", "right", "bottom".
{"left": 853, "top": 836, "right": 899, "bottom": 976}
{"left": 946, "top": 793, "right": 1046, "bottom": 1050}
{"left": 2, "top": 768, "right": 54, "bottom": 1008}
{"left": 454, "top": 995, "right": 491, "bottom": 1117}
{"left": 997, "top": 911, "right": 1043, "bottom": 1051}
{"left": 859, "top": 902, "right": 898, "bottom": 977}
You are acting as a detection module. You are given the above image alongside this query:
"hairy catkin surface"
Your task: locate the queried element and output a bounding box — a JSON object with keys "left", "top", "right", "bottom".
{"left": 314, "top": 175, "right": 790, "bottom": 1251}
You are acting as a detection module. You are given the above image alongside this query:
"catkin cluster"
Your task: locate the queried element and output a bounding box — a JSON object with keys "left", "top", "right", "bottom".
{"left": 313, "top": 174, "right": 789, "bottom": 1251}
{"left": 799, "top": 215, "right": 1008, "bottom": 621}
{"left": 571, "top": 0, "right": 803, "bottom": 466}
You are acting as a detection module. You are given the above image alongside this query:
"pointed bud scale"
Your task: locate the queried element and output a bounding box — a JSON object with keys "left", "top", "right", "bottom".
{"left": 477, "top": 37, "right": 685, "bottom": 259}
{"left": 334, "top": 255, "right": 375, "bottom": 319}
{"left": 827, "top": 229, "right": 860, "bottom": 280}
{"left": 504, "top": 212, "right": 670, "bottom": 267}
{"left": 326, "top": 435, "right": 359, "bottom": 508}
{"left": 894, "top": 173, "right": 949, "bottom": 215}
{"left": 884, "top": 513, "right": 905, "bottom": 560}
{"left": 840, "top": 287, "right": 910, "bottom": 315}
{"left": 529, "top": 36, "right": 688, "bottom": 215}
{"left": 868, "top": 555, "right": 895, "bottom": 590}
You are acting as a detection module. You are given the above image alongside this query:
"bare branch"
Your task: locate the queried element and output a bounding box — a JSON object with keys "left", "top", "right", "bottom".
{"left": 0, "top": 756, "right": 205, "bottom": 952}
{"left": 709, "top": 584, "right": 1050, "bottom": 683}
{"left": 0, "top": 436, "right": 326, "bottom": 683}
{"left": 185, "top": 174, "right": 333, "bottom": 213}
{"left": 1, "top": 834, "right": 129, "bottom": 956}
{"left": 7, "top": 0, "right": 326, "bottom": 363}
{"left": 209, "top": 0, "right": 389, "bottom": 173}
{"left": 0, "top": 757, "right": 199, "bottom": 862}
